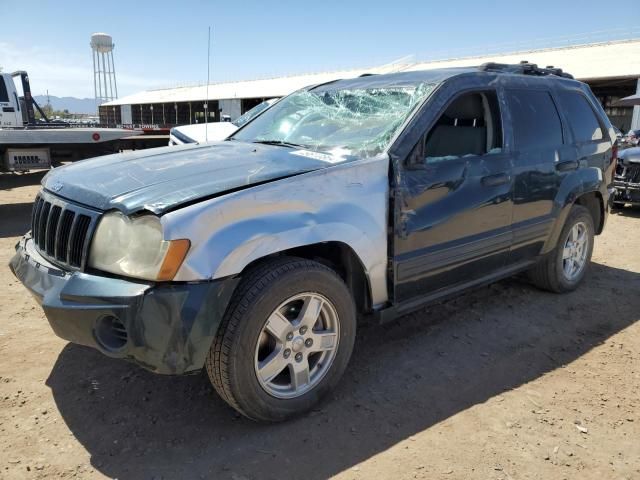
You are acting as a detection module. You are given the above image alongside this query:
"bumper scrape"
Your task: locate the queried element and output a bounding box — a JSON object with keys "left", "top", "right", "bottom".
{"left": 9, "top": 237, "right": 239, "bottom": 374}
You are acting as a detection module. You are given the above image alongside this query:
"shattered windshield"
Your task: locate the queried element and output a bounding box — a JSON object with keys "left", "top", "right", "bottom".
{"left": 231, "top": 83, "right": 435, "bottom": 159}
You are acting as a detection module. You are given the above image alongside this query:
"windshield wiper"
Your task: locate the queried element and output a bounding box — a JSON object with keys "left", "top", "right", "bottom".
{"left": 252, "top": 140, "right": 307, "bottom": 149}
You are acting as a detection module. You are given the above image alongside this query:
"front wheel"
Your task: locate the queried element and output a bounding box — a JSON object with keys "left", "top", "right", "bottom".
{"left": 528, "top": 205, "right": 594, "bottom": 293}
{"left": 206, "top": 257, "right": 356, "bottom": 422}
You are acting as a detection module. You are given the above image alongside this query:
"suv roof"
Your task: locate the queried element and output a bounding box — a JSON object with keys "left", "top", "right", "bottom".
{"left": 480, "top": 61, "right": 573, "bottom": 79}
{"left": 314, "top": 62, "right": 576, "bottom": 92}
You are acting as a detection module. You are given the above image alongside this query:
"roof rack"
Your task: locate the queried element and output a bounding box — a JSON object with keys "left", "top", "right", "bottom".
{"left": 479, "top": 61, "right": 574, "bottom": 79}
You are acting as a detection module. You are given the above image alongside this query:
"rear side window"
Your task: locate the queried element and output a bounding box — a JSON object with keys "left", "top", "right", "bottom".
{"left": 0, "top": 77, "right": 9, "bottom": 103}
{"left": 507, "top": 89, "right": 563, "bottom": 150}
{"left": 557, "top": 91, "right": 603, "bottom": 142}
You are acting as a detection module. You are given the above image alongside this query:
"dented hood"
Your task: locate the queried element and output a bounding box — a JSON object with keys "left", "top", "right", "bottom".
{"left": 42, "top": 141, "right": 332, "bottom": 215}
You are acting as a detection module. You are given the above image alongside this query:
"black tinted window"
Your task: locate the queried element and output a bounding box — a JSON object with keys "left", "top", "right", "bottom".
{"left": 557, "top": 91, "right": 603, "bottom": 142}
{"left": 0, "top": 77, "right": 9, "bottom": 103}
{"left": 507, "top": 89, "right": 563, "bottom": 150}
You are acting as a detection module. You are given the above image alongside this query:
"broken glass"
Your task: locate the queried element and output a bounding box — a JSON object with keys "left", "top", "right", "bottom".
{"left": 232, "top": 83, "right": 435, "bottom": 160}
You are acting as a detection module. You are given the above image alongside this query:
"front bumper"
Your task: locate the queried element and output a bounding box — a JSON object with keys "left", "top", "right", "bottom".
{"left": 9, "top": 236, "right": 239, "bottom": 374}
{"left": 613, "top": 180, "right": 640, "bottom": 205}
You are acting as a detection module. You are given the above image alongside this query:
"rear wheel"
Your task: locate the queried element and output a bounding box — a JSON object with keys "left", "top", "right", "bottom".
{"left": 206, "top": 257, "right": 356, "bottom": 422}
{"left": 528, "top": 205, "right": 594, "bottom": 293}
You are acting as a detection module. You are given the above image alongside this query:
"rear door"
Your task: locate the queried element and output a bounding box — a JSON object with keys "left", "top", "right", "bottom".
{"left": 393, "top": 86, "right": 514, "bottom": 303}
{"left": 555, "top": 87, "right": 612, "bottom": 177}
{"left": 505, "top": 87, "right": 568, "bottom": 263}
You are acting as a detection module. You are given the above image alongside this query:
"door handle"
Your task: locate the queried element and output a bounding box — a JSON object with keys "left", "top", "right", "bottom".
{"left": 556, "top": 160, "right": 579, "bottom": 172}
{"left": 481, "top": 173, "right": 510, "bottom": 187}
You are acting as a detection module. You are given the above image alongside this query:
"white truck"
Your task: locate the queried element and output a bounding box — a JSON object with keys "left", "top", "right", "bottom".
{"left": 168, "top": 99, "right": 279, "bottom": 145}
{"left": 0, "top": 71, "right": 140, "bottom": 172}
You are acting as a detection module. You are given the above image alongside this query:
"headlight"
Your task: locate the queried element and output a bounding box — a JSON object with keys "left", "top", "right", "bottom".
{"left": 88, "top": 211, "right": 190, "bottom": 281}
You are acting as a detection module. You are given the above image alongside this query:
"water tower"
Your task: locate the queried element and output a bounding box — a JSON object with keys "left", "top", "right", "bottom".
{"left": 90, "top": 33, "right": 118, "bottom": 104}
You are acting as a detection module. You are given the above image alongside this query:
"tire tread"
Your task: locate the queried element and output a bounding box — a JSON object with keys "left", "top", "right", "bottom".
{"left": 206, "top": 256, "right": 344, "bottom": 420}
{"left": 528, "top": 204, "right": 593, "bottom": 293}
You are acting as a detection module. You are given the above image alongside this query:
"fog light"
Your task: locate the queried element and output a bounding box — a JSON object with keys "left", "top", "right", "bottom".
{"left": 94, "top": 315, "right": 128, "bottom": 351}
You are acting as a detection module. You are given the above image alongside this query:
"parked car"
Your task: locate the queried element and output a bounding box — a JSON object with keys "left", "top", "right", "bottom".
{"left": 10, "top": 63, "right": 616, "bottom": 422}
{"left": 168, "top": 98, "right": 278, "bottom": 145}
{"left": 613, "top": 146, "right": 640, "bottom": 207}
{"left": 624, "top": 129, "right": 640, "bottom": 147}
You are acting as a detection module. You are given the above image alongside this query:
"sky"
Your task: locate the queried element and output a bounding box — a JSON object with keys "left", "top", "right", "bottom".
{"left": 1, "top": 0, "right": 638, "bottom": 99}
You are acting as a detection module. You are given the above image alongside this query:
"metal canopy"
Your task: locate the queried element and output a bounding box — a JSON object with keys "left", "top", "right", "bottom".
{"left": 613, "top": 93, "right": 640, "bottom": 107}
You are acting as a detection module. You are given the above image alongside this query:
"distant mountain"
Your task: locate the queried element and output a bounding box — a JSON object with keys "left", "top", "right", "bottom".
{"left": 33, "top": 95, "right": 99, "bottom": 115}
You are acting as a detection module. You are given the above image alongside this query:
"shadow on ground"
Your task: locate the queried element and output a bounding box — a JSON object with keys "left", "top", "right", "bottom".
{"left": 0, "top": 170, "right": 46, "bottom": 190}
{"left": 0, "top": 171, "right": 42, "bottom": 239}
{"left": 611, "top": 205, "right": 640, "bottom": 219}
{"left": 0, "top": 203, "right": 33, "bottom": 238}
{"left": 44, "top": 261, "right": 640, "bottom": 479}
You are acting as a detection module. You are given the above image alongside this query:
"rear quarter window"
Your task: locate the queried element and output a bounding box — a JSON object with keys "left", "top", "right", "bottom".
{"left": 506, "top": 89, "right": 563, "bottom": 150}
{"left": 557, "top": 91, "right": 603, "bottom": 142}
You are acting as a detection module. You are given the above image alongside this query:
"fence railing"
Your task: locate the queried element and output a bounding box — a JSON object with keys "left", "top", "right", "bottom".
{"left": 414, "top": 27, "right": 640, "bottom": 63}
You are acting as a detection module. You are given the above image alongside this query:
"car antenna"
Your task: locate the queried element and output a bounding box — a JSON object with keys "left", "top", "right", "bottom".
{"left": 205, "top": 26, "right": 212, "bottom": 143}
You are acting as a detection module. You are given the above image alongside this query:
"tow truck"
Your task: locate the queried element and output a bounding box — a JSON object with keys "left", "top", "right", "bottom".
{"left": 0, "top": 71, "right": 141, "bottom": 171}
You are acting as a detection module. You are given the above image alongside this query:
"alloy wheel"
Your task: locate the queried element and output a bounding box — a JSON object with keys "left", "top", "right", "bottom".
{"left": 562, "top": 221, "right": 589, "bottom": 281}
{"left": 254, "top": 293, "right": 340, "bottom": 399}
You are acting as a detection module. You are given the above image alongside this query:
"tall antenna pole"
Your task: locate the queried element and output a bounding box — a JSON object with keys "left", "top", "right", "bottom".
{"left": 92, "top": 49, "right": 98, "bottom": 113}
{"left": 205, "top": 26, "right": 211, "bottom": 142}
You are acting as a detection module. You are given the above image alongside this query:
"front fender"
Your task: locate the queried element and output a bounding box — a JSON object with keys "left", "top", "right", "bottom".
{"left": 162, "top": 156, "right": 390, "bottom": 306}
{"left": 541, "top": 166, "right": 604, "bottom": 254}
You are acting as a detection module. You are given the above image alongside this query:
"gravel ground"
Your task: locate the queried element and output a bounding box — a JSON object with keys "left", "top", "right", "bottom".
{"left": 0, "top": 170, "right": 639, "bottom": 480}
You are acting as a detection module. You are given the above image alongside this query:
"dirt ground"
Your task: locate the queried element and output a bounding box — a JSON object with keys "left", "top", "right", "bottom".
{"left": 0, "top": 170, "right": 639, "bottom": 480}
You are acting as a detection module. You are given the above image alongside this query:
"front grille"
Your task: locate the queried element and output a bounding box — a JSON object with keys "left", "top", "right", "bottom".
{"left": 617, "top": 164, "right": 640, "bottom": 184}
{"left": 30, "top": 191, "right": 100, "bottom": 270}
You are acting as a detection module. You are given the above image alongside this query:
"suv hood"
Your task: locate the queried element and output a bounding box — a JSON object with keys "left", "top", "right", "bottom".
{"left": 42, "top": 141, "right": 334, "bottom": 215}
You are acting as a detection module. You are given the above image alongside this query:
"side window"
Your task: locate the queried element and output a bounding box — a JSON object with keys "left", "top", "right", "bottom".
{"left": 423, "top": 91, "right": 503, "bottom": 163}
{"left": 507, "top": 89, "right": 563, "bottom": 150}
{"left": 557, "top": 91, "right": 603, "bottom": 142}
{"left": 0, "top": 77, "right": 9, "bottom": 103}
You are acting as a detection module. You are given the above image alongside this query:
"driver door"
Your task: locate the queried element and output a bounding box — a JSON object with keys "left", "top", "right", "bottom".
{"left": 393, "top": 88, "right": 514, "bottom": 304}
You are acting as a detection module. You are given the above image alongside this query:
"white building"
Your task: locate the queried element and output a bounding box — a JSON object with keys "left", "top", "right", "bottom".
{"left": 101, "top": 37, "right": 640, "bottom": 131}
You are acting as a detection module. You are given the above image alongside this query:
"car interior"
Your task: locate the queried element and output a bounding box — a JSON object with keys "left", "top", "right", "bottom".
{"left": 424, "top": 91, "right": 502, "bottom": 162}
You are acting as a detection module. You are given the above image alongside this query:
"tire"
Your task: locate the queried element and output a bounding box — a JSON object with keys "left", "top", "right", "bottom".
{"left": 528, "top": 205, "right": 594, "bottom": 293}
{"left": 206, "top": 256, "right": 356, "bottom": 422}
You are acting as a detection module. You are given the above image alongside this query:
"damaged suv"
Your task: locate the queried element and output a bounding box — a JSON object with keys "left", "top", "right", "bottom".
{"left": 10, "top": 63, "right": 616, "bottom": 422}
